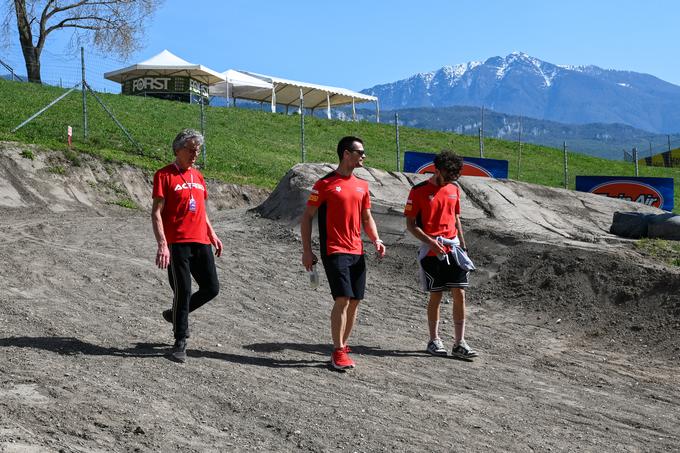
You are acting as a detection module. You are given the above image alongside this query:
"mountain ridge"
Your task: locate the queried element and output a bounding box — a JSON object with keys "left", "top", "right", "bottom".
{"left": 361, "top": 52, "right": 680, "bottom": 134}
{"left": 351, "top": 105, "right": 680, "bottom": 161}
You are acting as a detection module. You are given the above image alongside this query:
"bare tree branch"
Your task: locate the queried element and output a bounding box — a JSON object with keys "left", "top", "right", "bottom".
{"left": 2, "top": 0, "right": 162, "bottom": 83}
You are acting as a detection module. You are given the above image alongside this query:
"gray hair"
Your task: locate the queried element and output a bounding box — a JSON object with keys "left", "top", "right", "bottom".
{"left": 172, "top": 129, "right": 204, "bottom": 153}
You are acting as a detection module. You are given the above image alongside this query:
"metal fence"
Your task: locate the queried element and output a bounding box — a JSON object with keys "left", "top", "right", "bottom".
{"left": 3, "top": 49, "right": 679, "bottom": 212}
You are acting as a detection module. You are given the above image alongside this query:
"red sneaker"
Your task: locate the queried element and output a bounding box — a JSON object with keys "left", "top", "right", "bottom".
{"left": 331, "top": 347, "right": 355, "bottom": 370}
{"left": 342, "top": 345, "right": 351, "bottom": 353}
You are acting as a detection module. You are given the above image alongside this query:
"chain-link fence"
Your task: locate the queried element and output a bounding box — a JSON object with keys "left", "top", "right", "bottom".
{"left": 2, "top": 49, "right": 679, "bottom": 212}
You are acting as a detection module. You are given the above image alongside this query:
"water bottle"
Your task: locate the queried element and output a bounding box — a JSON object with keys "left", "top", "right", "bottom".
{"left": 309, "top": 264, "right": 320, "bottom": 289}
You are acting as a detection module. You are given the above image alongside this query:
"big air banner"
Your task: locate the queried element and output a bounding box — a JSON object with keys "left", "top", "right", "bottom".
{"left": 575, "top": 176, "right": 674, "bottom": 211}
{"left": 403, "top": 151, "right": 509, "bottom": 178}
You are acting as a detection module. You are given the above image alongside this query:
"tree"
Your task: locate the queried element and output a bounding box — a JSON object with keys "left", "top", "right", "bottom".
{"left": 4, "top": 0, "right": 161, "bottom": 83}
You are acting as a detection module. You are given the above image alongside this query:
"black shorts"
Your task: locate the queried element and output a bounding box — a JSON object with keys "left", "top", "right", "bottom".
{"left": 321, "top": 253, "right": 366, "bottom": 300}
{"left": 420, "top": 254, "right": 469, "bottom": 292}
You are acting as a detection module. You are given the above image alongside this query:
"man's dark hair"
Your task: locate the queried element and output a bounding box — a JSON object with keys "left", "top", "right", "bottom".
{"left": 336, "top": 136, "right": 364, "bottom": 161}
{"left": 433, "top": 150, "right": 464, "bottom": 180}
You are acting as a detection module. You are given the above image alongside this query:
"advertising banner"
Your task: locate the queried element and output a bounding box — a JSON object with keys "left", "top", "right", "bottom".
{"left": 122, "top": 76, "right": 208, "bottom": 98}
{"left": 403, "top": 151, "right": 509, "bottom": 178}
{"left": 640, "top": 148, "right": 680, "bottom": 168}
{"left": 575, "top": 176, "right": 674, "bottom": 211}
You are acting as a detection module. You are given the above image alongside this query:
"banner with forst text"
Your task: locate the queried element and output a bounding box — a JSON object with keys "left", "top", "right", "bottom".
{"left": 403, "top": 151, "right": 509, "bottom": 178}
{"left": 575, "top": 176, "right": 674, "bottom": 211}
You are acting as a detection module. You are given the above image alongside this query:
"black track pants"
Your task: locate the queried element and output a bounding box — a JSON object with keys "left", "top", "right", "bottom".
{"left": 168, "top": 243, "right": 220, "bottom": 340}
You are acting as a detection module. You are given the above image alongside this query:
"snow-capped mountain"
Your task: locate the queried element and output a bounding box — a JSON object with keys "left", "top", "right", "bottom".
{"left": 362, "top": 52, "right": 680, "bottom": 133}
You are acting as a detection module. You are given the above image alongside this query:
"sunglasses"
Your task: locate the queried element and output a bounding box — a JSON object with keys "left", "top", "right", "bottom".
{"left": 348, "top": 149, "right": 366, "bottom": 156}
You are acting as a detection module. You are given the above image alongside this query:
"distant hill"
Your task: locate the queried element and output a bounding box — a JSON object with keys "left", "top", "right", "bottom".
{"left": 352, "top": 106, "right": 680, "bottom": 161}
{"left": 362, "top": 52, "right": 680, "bottom": 134}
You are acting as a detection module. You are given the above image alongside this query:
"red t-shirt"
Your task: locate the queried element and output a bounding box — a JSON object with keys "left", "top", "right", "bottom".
{"left": 404, "top": 180, "right": 461, "bottom": 256}
{"left": 306, "top": 171, "right": 371, "bottom": 256}
{"left": 152, "top": 163, "right": 210, "bottom": 244}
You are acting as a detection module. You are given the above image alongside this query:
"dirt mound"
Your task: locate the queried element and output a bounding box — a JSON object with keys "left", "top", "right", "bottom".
{"left": 0, "top": 150, "right": 678, "bottom": 451}
{"left": 256, "top": 163, "right": 664, "bottom": 246}
{"left": 0, "top": 141, "right": 269, "bottom": 213}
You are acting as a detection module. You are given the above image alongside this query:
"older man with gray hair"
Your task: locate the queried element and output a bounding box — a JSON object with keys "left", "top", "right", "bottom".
{"left": 151, "top": 129, "right": 223, "bottom": 363}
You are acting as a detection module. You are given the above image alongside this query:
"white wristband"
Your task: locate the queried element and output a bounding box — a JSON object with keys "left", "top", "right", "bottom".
{"left": 374, "top": 239, "right": 384, "bottom": 245}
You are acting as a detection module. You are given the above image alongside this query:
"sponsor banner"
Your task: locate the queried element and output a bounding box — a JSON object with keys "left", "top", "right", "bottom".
{"left": 122, "top": 76, "right": 208, "bottom": 97}
{"left": 640, "top": 148, "right": 680, "bottom": 168}
{"left": 403, "top": 151, "right": 509, "bottom": 178}
{"left": 575, "top": 176, "right": 674, "bottom": 211}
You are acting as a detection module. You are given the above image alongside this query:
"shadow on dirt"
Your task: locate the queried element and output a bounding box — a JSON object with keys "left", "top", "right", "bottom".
{"left": 0, "top": 336, "right": 335, "bottom": 368}
{"left": 0, "top": 336, "right": 168, "bottom": 358}
{"left": 245, "top": 342, "right": 424, "bottom": 358}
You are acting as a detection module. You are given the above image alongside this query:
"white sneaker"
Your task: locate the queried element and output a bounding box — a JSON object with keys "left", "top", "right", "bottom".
{"left": 426, "top": 338, "right": 448, "bottom": 356}
{"left": 451, "top": 340, "right": 479, "bottom": 360}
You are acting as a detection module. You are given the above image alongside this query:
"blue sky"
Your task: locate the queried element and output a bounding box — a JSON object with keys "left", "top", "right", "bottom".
{"left": 2, "top": 0, "right": 678, "bottom": 92}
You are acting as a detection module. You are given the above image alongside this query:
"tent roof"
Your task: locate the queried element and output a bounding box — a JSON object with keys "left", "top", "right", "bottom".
{"left": 212, "top": 70, "right": 377, "bottom": 108}
{"left": 209, "top": 70, "right": 273, "bottom": 99}
{"left": 104, "top": 50, "right": 225, "bottom": 85}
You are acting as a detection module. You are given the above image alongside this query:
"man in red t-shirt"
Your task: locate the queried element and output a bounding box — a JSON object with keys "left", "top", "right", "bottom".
{"left": 151, "top": 129, "right": 223, "bottom": 363}
{"left": 300, "top": 136, "right": 386, "bottom": 370}
{"left": 404, "top": 150, "right": 479, "bottom": 360}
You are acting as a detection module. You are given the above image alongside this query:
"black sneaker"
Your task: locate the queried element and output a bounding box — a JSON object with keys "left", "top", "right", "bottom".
{"left": 162, "top": 309, "right": 190, "bottom": 338}
{"left": 171, "top": 338, "right": 187, "bottom": 363}
{"left": 451, "top": 340, "right": 479, "bottom": 360}
{"left": 426, "top": 338, "right": 448, "bottom": 356}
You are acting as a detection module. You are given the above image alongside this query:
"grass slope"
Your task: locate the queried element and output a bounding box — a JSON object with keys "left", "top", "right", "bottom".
{"left": 1, "top": 79, "right": 678, "bottom": 212}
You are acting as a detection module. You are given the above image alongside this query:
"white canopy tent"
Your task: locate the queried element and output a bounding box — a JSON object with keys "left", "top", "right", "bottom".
{"left": 104, "top": 49, "right": 225, "bottom": 85}
{"left": 209, "top": 70, "right": 274, "bottom": 100}
{"left": 210, "top": 70, "right": 380, "bottom": 122}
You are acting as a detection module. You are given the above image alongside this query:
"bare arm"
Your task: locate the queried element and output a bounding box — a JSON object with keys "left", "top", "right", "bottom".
{"left": 454, "top": 214, "right": 466, "bottom": 250}
{"left": 362, "top": 209, "right": 386, "bottom": 258}
{"left": 206, "top": 215, "right": 223, "bottom": 257}
{"left": 151, "top": 197, "right": 170, "bottom": 269}
{"left": 300, "top": 204, "right": 318, "bottom": 271}
{"left": 405, "top": 216, "right": 446, "bottom": 255}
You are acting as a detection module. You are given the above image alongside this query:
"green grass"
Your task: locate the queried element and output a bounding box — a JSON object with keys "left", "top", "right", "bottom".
{"left": 109, "top": 198, "right": 139, "bottom": 210}
{"left": 1, "top": 78, "right": 679, "bottom": 212}
{"left": 20, "top": 149, "right": 34, "bottom": 160}
{"left": 634, "top": 238, "right": 680, "bottom": 267}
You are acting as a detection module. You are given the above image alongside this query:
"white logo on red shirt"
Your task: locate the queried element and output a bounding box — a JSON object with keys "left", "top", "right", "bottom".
{"left": 335, "top": 186, "right": 342, "bottom": 192}
{"left": 174, "top": 182, "right": 205, "bottom": 191}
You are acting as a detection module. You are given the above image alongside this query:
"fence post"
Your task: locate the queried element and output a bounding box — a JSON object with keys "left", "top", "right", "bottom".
{"left": 300, "top": 88, "right": 305, "bottom": 163}
{"left": 81, "top": 47, "right": 88, "bottom": 140}
{"left": 200, "top": 97, "right": 206, "bottom": 167}
{"left": 395, "top": 112, "right": 401, "bottom": 171}
{"left": 563, "top": 141, "right": 568, "bottom": 189}
{"left": 516, "top": 116, "right": 522, "bottom": 180}
{"left": 633, "top": 147, "right": 639, "bottom": 176}
{"left": 479, "top": 105, "right": 484, "bottom": 158}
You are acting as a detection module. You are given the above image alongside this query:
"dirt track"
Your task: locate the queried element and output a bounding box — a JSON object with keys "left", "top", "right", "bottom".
{"left": 0, "top": 144, "right": 679, "bottom": 452}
